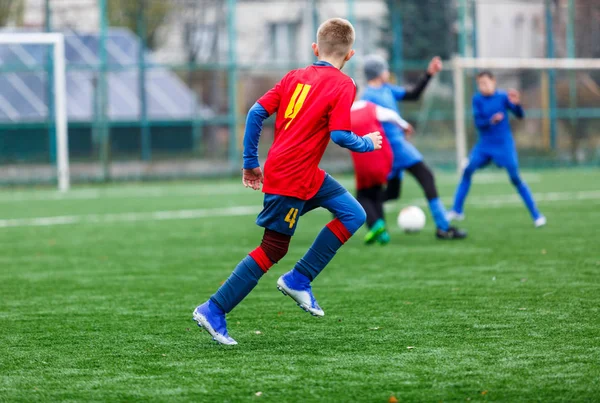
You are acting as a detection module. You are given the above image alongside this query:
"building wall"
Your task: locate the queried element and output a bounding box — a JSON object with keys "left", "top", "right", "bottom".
{"left": 23, "top": 0, "right": 99, "bottom": 30}
{"left": 153, "top": 0, "right": 388, "bottom": 65}
{"left": 476, "top": 0, "right": 545, "bottom": 58}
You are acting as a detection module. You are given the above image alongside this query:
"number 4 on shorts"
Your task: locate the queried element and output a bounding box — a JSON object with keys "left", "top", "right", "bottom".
{"left": 284, "top": 208, "right": 299, "bottom": 229}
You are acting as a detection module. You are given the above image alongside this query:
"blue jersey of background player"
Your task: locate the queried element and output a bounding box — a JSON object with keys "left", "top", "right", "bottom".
{"left": 361, "top": 55, "right": 466, "bottom": 239}
{"left": 447, "top": 71, "right": 546, "bottom": 228}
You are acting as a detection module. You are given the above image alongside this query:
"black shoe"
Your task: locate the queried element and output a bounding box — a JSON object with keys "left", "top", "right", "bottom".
{"left": 436, "top": 226, "right": 467, "bottom": 240}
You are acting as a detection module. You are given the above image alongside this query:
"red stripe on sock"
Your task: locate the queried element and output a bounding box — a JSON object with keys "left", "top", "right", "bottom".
{"left": 326, "top": 218, "right": 352, "bottom": 244}
{"left": 249, "top": 247, "right": 273, "bottom": 273}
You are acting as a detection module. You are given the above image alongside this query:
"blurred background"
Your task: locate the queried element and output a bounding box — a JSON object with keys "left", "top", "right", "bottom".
{"left": 0, "top": 0, "right": 598, "bottom": 185}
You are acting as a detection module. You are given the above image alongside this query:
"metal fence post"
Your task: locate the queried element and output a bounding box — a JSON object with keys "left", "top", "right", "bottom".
{"left": 470, "top": 0, "right": 478, "bottom": 89}
{"left": 390, "top": 0, "right": 403, "bottom": 85}
{"left": 45, "top": 0, "right": 56, "bottom": 164}
{"left": 99, "top": 0, "right": 110, "bottom": 181}
{"left": 458, "top": 0, "right": 467, "bottom": 57}
{"left": 310, "top": 0, "right": 319, "bottom": 62}
{"left": 545, "top": 0, "right": 557, "bottom": 150}
{"left": 138, "top": 0, "right": 151, "bottom": 161}
{"left": 227, "top": 0, "right": 238, "bottom": 169}
{"left": 566, "top": 0, "right": 577, "bottom": 129}
{"left": 347, "top": 0, "right": 355, "bottom": 78}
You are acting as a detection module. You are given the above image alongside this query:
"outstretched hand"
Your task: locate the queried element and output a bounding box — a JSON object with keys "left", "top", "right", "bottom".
{"left": 242, "top": 167, "right": 263, "bottom": 190}
{"left": 508, "top": 88, "right": 521, "bottom": 105}
{"left": 491, "top": 112, "right": 505, "bottom": 124}
{"left": 427, "top": 56, "right": 443, "bottom": 76}
{"left": 364, "top": 131, "right": 383, "bottom": 150}
{"left": 404, "top": 123, "right": 415, "bottom": 137}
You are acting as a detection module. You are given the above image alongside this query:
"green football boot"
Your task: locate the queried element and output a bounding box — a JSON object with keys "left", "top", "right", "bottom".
{"left": 364, "top": 219, "right": 386, "bottom": 245}
{"left": 377, "top": 230, "right": 391, "bottom": 245}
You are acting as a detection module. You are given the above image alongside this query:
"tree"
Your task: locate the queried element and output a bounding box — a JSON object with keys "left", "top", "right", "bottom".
{"left": 107, "top": 0, "right": 171, "bottom": 49}
{"left": 384, "top": 0, "right": 455, "bottom": 64}
{"left": 0, "top": 0, "right": 24, "bottom": 27}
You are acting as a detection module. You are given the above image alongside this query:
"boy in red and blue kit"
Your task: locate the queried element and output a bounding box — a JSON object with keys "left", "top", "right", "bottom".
{"left": 193, "top": 18, "right": 383, "bottom": 345}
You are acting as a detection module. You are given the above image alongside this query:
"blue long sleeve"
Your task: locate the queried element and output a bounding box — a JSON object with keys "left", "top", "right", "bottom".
{"left": 472, "top": 97, "right": 492, "bottom": 131}
{"left": 507, "top": 102, "right": 524, "bottom": 119}
{"left": 243, "top": 102, "right": 270, "bottom": 169}
{"left": 331, "top": 130, "right": 374, "bottom": 153}
{"left": 387, "top": 84, "right": 407, "bottom": 101}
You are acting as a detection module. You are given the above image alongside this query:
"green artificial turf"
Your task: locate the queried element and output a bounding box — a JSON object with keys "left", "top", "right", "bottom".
{"left": 1, "top": 169, "right": 599, "bottom": 402}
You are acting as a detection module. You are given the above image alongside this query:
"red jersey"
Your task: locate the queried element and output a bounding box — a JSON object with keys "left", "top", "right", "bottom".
{"left": 257, "top": 64, "right": 355, "bottom": 200}
{"left": 350, "top": 101, "right": 393, "bottom": 190}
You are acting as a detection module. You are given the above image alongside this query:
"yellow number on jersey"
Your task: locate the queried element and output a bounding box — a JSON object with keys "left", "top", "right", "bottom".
{"left": 284, "top": 208, "right": 299, "bottom": 229}
{"left": 284, "top": 83, "right": 311, "bottom": 129}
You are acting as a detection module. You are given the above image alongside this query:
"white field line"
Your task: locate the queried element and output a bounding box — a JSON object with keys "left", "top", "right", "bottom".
{"left": 0, "top": 190, "right": 599, "bottom": 229}
{"left": 388, "top": 190, "right": 600, "bottom": 211}
{"left": 0, "top": 206, "right": 260, "bottom": 229}
{"left": 0, "top": 173, "right": 542, "bottom": 203}
{"left": 436, "top": 173, "right": 541, "bottom": 185}
{"left": 0, "top": 184, "right": 250, "bottom": 203}
{"left": 468, "top": 190, "right": 600, "bottom": 207}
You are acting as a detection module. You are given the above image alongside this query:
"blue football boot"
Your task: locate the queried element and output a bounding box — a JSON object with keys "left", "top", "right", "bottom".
{"left": 192, "top": 300, "right": 237, "bottom": 345}
{"left": 277, "top": 269, "right": 324, "bottom": 317}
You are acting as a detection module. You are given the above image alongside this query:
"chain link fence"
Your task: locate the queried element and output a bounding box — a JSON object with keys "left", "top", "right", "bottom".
{"left": 0, "top": 0, "right": 598, "bottom": 185}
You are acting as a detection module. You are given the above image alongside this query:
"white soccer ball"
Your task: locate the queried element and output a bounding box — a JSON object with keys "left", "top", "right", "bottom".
{"left": 397, "top": 206, "right": 426, "bottom": 233}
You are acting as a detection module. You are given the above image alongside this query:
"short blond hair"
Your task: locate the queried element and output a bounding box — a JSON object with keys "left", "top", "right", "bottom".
{"left": 316, "top": 18, "right": 355, "bottom": 59}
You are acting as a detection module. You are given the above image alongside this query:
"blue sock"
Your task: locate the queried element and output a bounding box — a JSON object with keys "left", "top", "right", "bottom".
{"left": 210, "top": 255, "right": 265, "bottom": 313}
{"left": 516, "top": 182, "right": 541, "bottom": 220}
{"left": 293, "top": 226, "right": 343, "bottom": 281}
{"left": 429, "top": 197, "right": 450, "bottom": 231}
{"left": 453, "top": 176, "right": 472, "bottom": 214}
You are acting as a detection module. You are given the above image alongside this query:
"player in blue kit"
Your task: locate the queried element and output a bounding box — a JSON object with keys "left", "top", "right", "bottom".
{"left": 362, "top": 54, "right": 466, "bottom": 239}
{"left": 447, "top": 71, "right": 546, "bottom": 227}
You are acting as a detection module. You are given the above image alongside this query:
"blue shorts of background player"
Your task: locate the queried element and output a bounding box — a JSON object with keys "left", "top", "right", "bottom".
{"left": 387, "top": 137, "right": 423, "bottom": 181}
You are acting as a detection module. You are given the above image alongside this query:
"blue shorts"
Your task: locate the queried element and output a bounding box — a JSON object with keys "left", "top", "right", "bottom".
{"left": 388, "top": 137, "right": 423, "bottom": 180}
{"left": 256, "top": 174, "right": 348, "bottom": 236}
{"left": 470, "top": 142, "right": 518, "bottom": 170}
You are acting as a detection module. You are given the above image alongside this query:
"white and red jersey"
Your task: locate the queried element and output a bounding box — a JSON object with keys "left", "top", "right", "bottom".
{"left": 350, "top": 101, "right": 409, "bottom": 190}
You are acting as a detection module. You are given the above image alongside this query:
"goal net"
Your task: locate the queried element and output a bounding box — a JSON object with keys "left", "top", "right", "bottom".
{"left": 0, "top": 33, "right": 69, "bottom": 191}
{"left": 452, "top": 57, "right": 600, "bottom": 172}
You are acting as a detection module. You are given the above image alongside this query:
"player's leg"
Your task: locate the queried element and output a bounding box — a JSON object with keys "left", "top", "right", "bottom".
{"left": 504, "top": 159, "right": 545, "bottom": 227}
{"left": 384, "top": 138, "right": 409, "bottom": 202}
{"left": 449, "top": 147, "right": 491, "bottom": 219}
{"left": 277, "top": 175, "right": 366, "bottom": 316}
{"left": 384, "top": 170, "right": 403, "bottom": 202}
{"left": 193, "top": 195, "right": 301, "bottom": 344}
{"left": 357, "top": 186, "right": 386, "bottom": 244}
{"left": 374, "top": 185, "right": 390, "bottom": 244}
{"left": 406, "top": 161, "right": 467, "bottom": 239}
{"left": 356, "top": 187, "right": 379, "bottom": 228}
{"left": 385, "top": 137, "right": 423, "bottom": 202}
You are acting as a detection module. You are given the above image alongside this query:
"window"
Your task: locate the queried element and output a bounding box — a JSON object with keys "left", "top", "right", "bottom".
{"left": 268, "top": 21, "right": 299, "bottom": 63}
